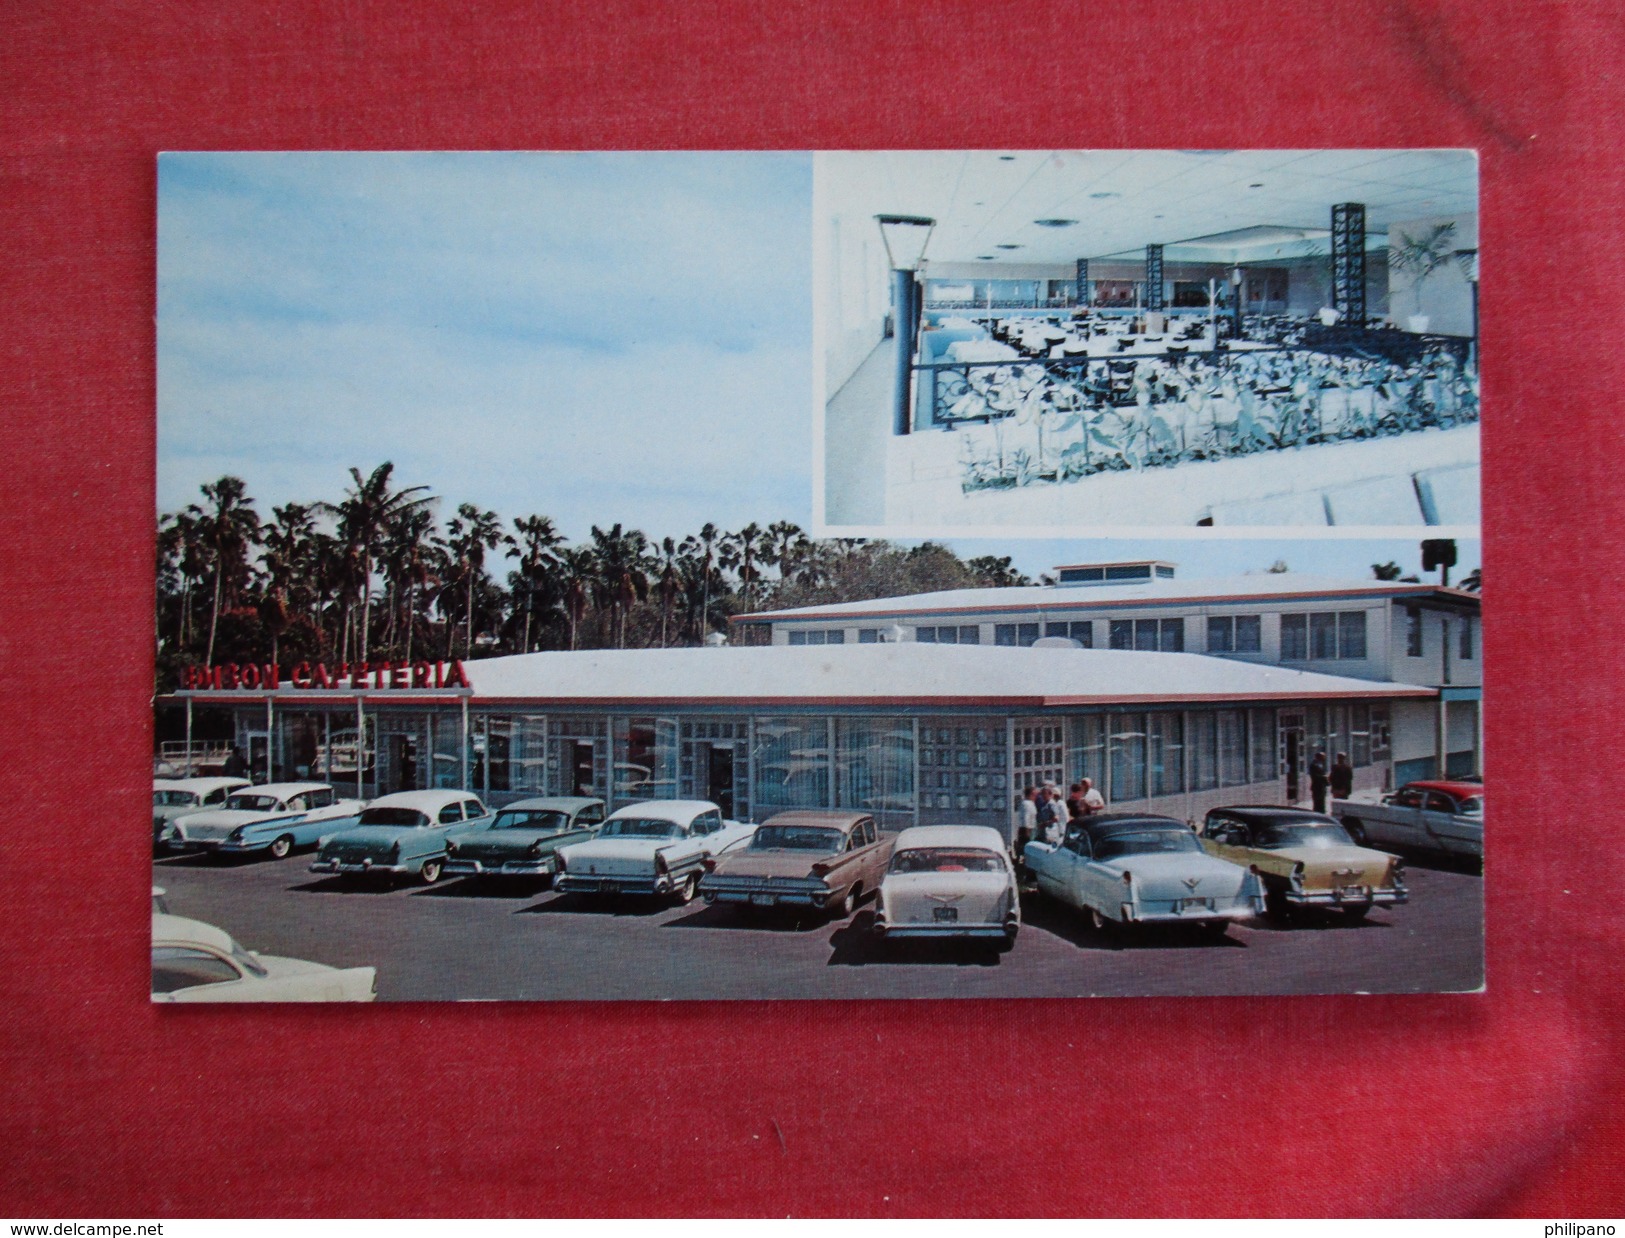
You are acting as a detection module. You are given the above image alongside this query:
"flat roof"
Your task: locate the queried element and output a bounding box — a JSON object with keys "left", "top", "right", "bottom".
{"left": 175, "top": 644, "right": 1434, "bottom": 708}
{"left": 735, "top": 573, "right": 1480, "bottom": 623}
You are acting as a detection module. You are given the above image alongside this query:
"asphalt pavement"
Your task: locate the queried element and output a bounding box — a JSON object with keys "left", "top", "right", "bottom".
{"left": 152, "top": 849, "right": 1484, "bottom": 1000}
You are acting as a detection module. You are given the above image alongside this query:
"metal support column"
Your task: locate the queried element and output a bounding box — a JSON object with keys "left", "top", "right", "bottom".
{"left": 184, "top": 697, "right": 193, "bottom": 776}
{"left": 461, "top": 695, "right": 471, "bottom": 791}
{"left": 891, "top": 269, "right": 915, "bottom": 436}
{"left": 1144, "top": 245, "right": 1164, "bottom": 313}
{"left": 1331, "top": 203, "right": 1366, "bottom": 324}
{"left": 1075, "top": 258, "right": 1089, "bottom": 307}
{"left": 355, "top": 697, "right": 364, "bottom": 800}
{"left": 1436, "top": 697, "right": 1448, "bottom": 780}
{"left": 265, "top": 695, "right": 274, "bottom": 783}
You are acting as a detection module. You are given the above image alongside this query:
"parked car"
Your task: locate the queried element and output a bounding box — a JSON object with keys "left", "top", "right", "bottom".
{"left": 1333, "top": 780, "right": 1483, "bottom": 864}
{"left": 442, "top": 796, "right": 606, "bottom": 881}
{"left": 152, "top": 777, "right": 250, "bottom": 851}
{"left": 162, "top": 781, "right": 364, "bottom": 858}
{"left": 309, "top": 790, "right": 493, "bottom": 884}
{"left": 553, "top": 800, "right": 755, "bottom": 902}
{"left": 152, "top": 886, "right": 170, "bottom": 915}
{"left": 1199, "top": 806, "right": 1407, "bottom": 921}
{"left": 700, "top": 810, "right": 892, "bottom": 917}
{"left": 1024, "top": 813, "right": 1265, "bottom": 936}
{"left": 872, "top": 825, "right": 1020, "bottom": 947}
{"left": 152, "top": 913, "right": 376, "bottom": 1003}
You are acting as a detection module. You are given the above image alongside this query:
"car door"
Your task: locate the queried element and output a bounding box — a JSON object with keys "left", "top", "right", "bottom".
{"left": 1041, "top": 830, "right": 1095, "bottom": 912}
{"left": 1422, "top": 792, "right": 1479, "bottom": 855}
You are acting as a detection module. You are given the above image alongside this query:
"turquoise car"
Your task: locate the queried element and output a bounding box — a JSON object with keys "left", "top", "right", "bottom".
{"left": 443, "top": 796, "right": 607, "bottom": 881}
{"left": 164, "top": 782, "right": 364, "bottom": 860}
{"left": 310, "top": 790, "right": 494, "bottom": 885}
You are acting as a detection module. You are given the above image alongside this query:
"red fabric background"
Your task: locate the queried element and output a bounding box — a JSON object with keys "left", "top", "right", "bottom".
{"left": 2, "top": 0, "right": 1623, "bottom": 1218}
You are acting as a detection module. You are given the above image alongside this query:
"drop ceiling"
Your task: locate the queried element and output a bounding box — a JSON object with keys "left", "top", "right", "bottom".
{"left": 820, "top": 150, "right": 1478, "bottom": 267}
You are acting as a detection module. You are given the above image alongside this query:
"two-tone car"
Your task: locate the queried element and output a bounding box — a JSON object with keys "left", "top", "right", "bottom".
{"left": 553, "top": 800, "right": 756, "bottom": 903}
{"left": 442, "top": 797, "right": 606, "bottom": 882}
{"left": 1024, "top": 813, "right": 1265, "bottom": 937}
{"left": 1200, "top": 806, "right": 1407, "bottom": 921}
{"left": 152, "top": 777, "right": 249, "bottom": 852}
{"left": 310, "top": 790, "right": 494, "bottom": 885}
{"left": 152, "top": 913, "right": 377, "bottom": 1003}
{"left": 1333, "top": 780, "right": 1484, "bottom": 865}
{"left": 162, "top": 781, "right": 364, "bottom": 859}
{"left": 871, "top": 825, "right": 1020, "bottom": 947}
{"left": 700, "top": 810, "right": 892, "bottom": 918}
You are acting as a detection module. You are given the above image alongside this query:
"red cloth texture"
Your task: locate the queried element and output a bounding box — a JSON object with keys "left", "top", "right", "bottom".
{"left": 2, "top": 0, "right": 1623, "bottom": 1218}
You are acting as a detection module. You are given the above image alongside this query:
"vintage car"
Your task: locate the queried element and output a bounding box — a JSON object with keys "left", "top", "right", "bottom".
{"left": 152, "top": 913, "right": 376, "bottom": 1003}
{"left": 1025, "top": 813, "right": 1265, "bottom": 936}
{"left": 1200, "top": 805, "right": 1407, "bottom": 920}
{"left": 872, "top": 824, "right": 1020, "bottom": 946}
{"left": 309, "top": 790, "right": 494, "bottom": 884}
{"left": 553, "top": 800, "right": 755, "bottom": 902}
{"left": 1333, "top": 780, "right": 1483, "bottom": 863}
{"left": 442, "top": 796, "right": 607, "bottom": 881}
{"left": 152, "top": 776, "right": 250, "bottom": 850}
{"left": 162, "top": 781, "right": 364, "bottom": 858}
{"left": 699, "top": 810, "right": 892, "bottom": 917}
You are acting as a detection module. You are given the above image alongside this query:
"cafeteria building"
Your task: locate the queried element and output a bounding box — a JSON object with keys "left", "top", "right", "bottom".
{"left": 162, "top": 626, "right": 1443, "bottom": 840}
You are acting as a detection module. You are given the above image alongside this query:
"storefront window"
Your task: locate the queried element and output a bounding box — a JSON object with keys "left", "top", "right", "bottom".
{"left": 1109, "top": 714, "right": 1147, "bottom": 802}
{"left": 1351, "top": 704, "right": 1372, "bottom": 767}
{"left": 1249, "top": 708, "right": 1277, "bottom": 782}
{"left": 917, "top": 719, "right": 1006, "bottom": 827}
{"left": 1070, "top": 715, "right": 1107, "bottom": 795}
{"left": 614, "top": 717, "right": 678, "bottom": 801}
{"left": 1218, "top": 710, "right": 1249, "bottom": 788}
{"left": 1148, "top": 712, "right": 1184, "bottom": 798}
{"left": 752, "top": 717, "right": 830, "bottom": 815}
{"left": 1189, "top": 711, "right": 1218, "bottom": 791}
{"left": 836, "top": 717, "right": 914, "bottom": 826}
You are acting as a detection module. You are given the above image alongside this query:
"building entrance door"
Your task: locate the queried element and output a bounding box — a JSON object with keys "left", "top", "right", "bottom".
{"left": 707, "top": 746, "right": 735, "bottom": 817}
{"left": 570, "top": 742, "right": 595, "bottom": 797}
{"left": 390, "top": 735, "right": 419, "bottom": 794}
{"left": 1280, "top": 712, "right": 1305, "bottom": 803}
{"left": 244, "top": 731, "right": 269, "bottom": 783}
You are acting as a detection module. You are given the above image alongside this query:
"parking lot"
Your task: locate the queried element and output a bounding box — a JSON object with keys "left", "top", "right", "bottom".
{"left": 153, "top": 850, "right": 1483, "bottom": 1000}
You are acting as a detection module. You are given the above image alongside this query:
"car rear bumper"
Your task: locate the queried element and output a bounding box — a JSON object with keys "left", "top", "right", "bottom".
{"left": 444, "top": 857, "right": 552, "bottom": 877}
{"left": 1287, "top": 886, "right": 1408, "bottom": 907}
{"left": 310, "top": 858, "right": 411, "bottom": 876}
{"left": 874, "top": 922, "right": 1016, "bottom": 939}
{"left": 700, "top": 877, "right": 828, "bottom": 907}
{"left": 1124, "top": 897, "right": 1264, "bottom": 924}
{"left": 554, "top": 873, "right": 668, "bottom": 896}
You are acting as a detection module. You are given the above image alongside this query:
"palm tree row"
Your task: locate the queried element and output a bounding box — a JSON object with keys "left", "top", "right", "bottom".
{"left": 156, "top": 466, "right": 1031, "bottom": 689}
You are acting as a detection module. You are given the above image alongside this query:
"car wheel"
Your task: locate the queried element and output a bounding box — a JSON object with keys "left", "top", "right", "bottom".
{"left": 997, "top": 929, "right": 1018, "bottom": 953}
{"left": 1343, "top": 903, "right": 1371, "bottom": 922}
{"left": 1264, "top": 888, "right": 1292, "bottom": 921}
{"left": 1343, "top": 818, "right": 1368, "bottom": 846}
{"left": 419, "top": 858, "right": 444, "bottom": 885}
{"left": 676, "top": 872, "right": 699, "bottom": 904}
{"left": 269, "top": 835, "right": 294, "bottom": 860}
{"left": 832, "top": 885, "right": 858, "bottom": 919}
{"left": 1089, "top": 907, "right": 1110, "bottom": 932}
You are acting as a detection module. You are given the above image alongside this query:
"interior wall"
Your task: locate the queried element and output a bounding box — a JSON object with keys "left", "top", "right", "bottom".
{"left": 823, "top": 213, "right": 892, "bottom": 397}
{"left": 1387, "top": 211, "right": 1478, "bottom": 335}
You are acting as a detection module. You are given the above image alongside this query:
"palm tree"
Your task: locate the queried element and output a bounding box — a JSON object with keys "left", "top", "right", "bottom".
{"left": 323, "top": 463, "right": 434, "bottom": 665}
{"left": 765, "top": 520, "right": 806, "bottom": 583}
{"left": 679, "top": 522, "right": 722, "bottom": 640}
{"left": 509, "top": 514, "right": 565, "bottom": 653}
{"left": 444, "top": 504, "right": 512, "bottom": 657}
{"left": 556, "top": 546, "right": 596, "bottom": 651}
{"left": 655, "top": 536, "right": 684, "bottom": 647}
{"left": 720, "top": 522, "right": 766, "bottom": 611}
{"left": 381, "top": 505, "right": 439, "bottom": 664}
{"left": 588, "top": 524, "right": 652, "bottom": 649}
{"left": 188, "top": 476, "right": 261, "bottom": 666}
{"left": 1371, "top": 561, "right": 1404, "bottom": 581}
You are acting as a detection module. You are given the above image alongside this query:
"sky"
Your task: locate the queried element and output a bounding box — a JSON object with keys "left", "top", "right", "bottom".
{"left": 156, "top": 152, "right": 1478, "bottom": 588}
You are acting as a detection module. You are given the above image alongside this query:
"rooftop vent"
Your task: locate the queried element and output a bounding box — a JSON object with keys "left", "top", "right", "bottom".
{"left": 1052, "top": 561, "right": 1177, "bottom": 587}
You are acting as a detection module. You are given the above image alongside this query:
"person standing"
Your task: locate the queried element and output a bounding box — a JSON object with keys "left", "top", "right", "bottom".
{"left": 1034, "top": 786, "right": 1059, "bottom": 846}
{"left": 1309, "top": 750, "right": 1330, "bottom": 814}
{"left": 1330, "top": 752, "right": 1354, "bottom": 803}
{"left": 223, "top": 744, "right": 247, "bottom": 780}
{"left": 1078, "top": 777, "right": 1105, "bottom": 815}
{"left": 1014, "top": 787, "right": 1038, "bottom": 859}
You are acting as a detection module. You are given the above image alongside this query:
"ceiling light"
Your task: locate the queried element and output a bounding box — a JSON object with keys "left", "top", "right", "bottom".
{"left": 1088, "top": 192, "right": 1119, "bottom": 200}
{"left": 998, "top": 155, "right": 1016, "bottom": 161}
{"left": 1249, "top": 182, "right": 1264, "bottom": 188}
{"left": 874, "top": 214, "right": 936, "bottom": 271}
{"left": 996, "top": 244, "right": 1022, "bottom": 250}
{"left": 977, "top": 255, "right": 996, "bottom": 260}
{"left": 1033, "top": 218, "right": 1077, "bottom": 228}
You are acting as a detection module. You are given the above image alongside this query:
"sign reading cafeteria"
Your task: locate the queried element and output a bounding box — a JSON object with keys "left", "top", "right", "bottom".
{"left": 153, "top": 151, "right": 1484, "bottom": 1002}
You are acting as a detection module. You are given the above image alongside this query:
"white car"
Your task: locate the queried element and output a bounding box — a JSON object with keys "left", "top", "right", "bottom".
{"left": 553, "top": 800, "right": 756, "bottom": 902}
{"left": 163, "top": 781, "right": 365, "bottom": 858}
{"left": 872, "top": 825, "right": 1021, "bottom": 948}
{"left": 152, "top": 777, "right": 250, "bottom": 850}
{"left": 152, "top": 913, "right": 376, "bottom": 1002}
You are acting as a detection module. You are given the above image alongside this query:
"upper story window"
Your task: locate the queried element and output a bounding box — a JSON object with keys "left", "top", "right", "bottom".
{"left": 1459, "top": 617, "right": 1474, "bottom": 659}
{"left": 916, "top": 625, "right": 980, "bottom": 645}
{"left": 1206, "top": 615, "right": 1262, "bottom": 654}
{"left": 1109, "top": 618, "right": 1183, "bottom": 652}
{"left": 1043, "top": 621, "right": 1093, "bottom": 647}
{"left": 787, "top": 628, "right": 846, "bottom": 646}
{"left": 858, "top": 629, "right": 879, "bottom": 644}
{"left": 994, "top": 622, "right": 1041, "bottom": 647}
{"left": 1281, "top": 611, "right": 1367, "bottom": 660}
{"left": 1405, "top": 606, "right": 1424, "bottom": 657}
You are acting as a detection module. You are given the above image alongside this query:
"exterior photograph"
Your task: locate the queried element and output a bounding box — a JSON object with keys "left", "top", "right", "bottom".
{"left": 818, "top": 149, "right": 1480, "bottom": 532}
{"left": 154, "top": 151, "right": 1483, "bottom": 1001}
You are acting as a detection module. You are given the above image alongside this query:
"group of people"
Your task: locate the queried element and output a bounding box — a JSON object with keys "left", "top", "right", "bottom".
{"left": 1012, "top": 778, "right": 1105, "bottom": 858}
{"left": 1308, "top": 749, "right": 1355, "bottom": 814}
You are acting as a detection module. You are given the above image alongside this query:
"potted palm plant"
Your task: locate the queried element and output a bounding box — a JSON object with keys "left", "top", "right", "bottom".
{"left": 1389, "top": 222, "right": 1458, "bottom": 333}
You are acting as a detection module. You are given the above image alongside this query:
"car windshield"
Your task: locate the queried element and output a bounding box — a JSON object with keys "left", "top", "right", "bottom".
{"left": 599, "top": 818, "right": 683, "bottom": 839}
{"left": 492, "top": 809, "right": 569, "bottom": 832}
{"left": 357, "top": 807, "right": 431, "bottom": 827}
{"left": 1255, "top": 823, "right": 1355, "bottom": 849}
{"left": 154, "top": 791, "right": 196, "bottom": 807}
{"left": 751, "top": 826, "right": 845, "bottom": 851}
{"left": 226, "top": 794, "right": 284, "bottom": 812}
{"left": 1093, "top": 830, "right": 1202, "bottom": 861}
{"left": 890, "top": 847, "right": 1006, "bottom": 874}
{"left": 228, "top": 936, "right": 268, "bottom": 978}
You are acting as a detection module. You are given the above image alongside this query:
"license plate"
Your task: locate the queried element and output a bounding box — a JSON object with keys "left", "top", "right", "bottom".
{"left": 1181, "top": 898, "right": 1209, "bottom": 913}
{"left": 932, "top": 906, "right": 959, "bottom": 922}
{"left": 749, "top": 893, "right": 777, "bottom": 907}
{"left": 601, "top": 881, "right": 620, "bottom": 895}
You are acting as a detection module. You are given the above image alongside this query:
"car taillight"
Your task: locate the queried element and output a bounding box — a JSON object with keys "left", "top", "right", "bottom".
{"left": 702, "top": 857, "right": 717, "bottom": 872}
{"left": 554, "top": 851, "right": 567, "bottom": 872}
{"left": 654, "top": 851, "right": 669, "bottom": 875}
{"left": 390, "top": 840, "right": 402, "bottom": 860}
{"left": 446, "top": 840, "right": 459, "bottom": 855}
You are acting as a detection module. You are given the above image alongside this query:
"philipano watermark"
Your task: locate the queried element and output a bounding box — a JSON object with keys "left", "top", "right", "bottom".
{"left": 1545, "top": 1227, "right": 1616, "bottom": 1237}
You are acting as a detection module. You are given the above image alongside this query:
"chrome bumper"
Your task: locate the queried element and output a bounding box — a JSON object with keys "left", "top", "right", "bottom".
{"left": 1124, "top": 896, "right": 1264, "bottom": 924}
{"left": 700, "top": 876, "right": 827, "bottom": 907}
{"left": 310, "top": 857, "right": 410, "bottom": 876}
{"left": 554, "top": 872, "right": 668, "bottom": 896}
{"left": 874, "top": 921, "right": 1016, "bottom": 940}
{"left": 444, "top": 857, "right": 552, "bottom": 877}
{"left": 1287, "top": 886, "right": 1408, "bottom": 907}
